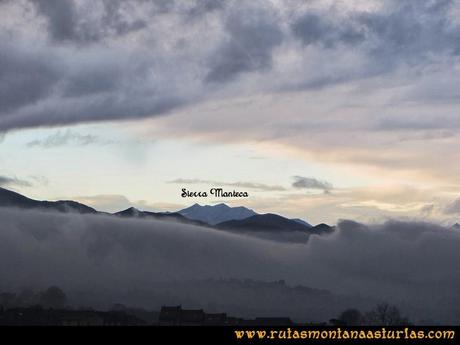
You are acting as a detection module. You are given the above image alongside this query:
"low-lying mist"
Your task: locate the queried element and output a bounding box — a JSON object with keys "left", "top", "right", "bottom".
{"left": 1, "top": 207, "right": 459, "bottom": 323}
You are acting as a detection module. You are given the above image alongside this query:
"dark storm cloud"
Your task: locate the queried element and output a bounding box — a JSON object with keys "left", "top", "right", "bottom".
{"left": 289, "top": 0, "right": 460, "bottom": 89}
{"left": 32, "top": 0, "right": 148, "bottom": 43}
{"left": 32, "top": 0, "right": 77, "bottom": 42}
{"left": 0, "top": 176, "right": 32, "bottom": 188}
{"left": 168, "top": 178, "right": 286, "bottom": 192}
{"left": 0, "top": 41, "right": 61, "bottom": 114}
{"left": 291, "top": 0, "right": 459, "bottom": 57}
{"left": 186, "top": 0, "right": 225, "bottom": 19}
{"left": 0, "top": 208, "right": 460, "bottom": 322}
{"left": 31, "top": 0, "right": 227, "bottom": 44}
{"left": 205, "top": 7, "right": 283, "bottom": 83}
{"left": 0, "top": 37, "right": 187, "bottom": 131}
{"left": 292, "top": 176, "right": 333, "bottom": 192}
{"left": 98, "top": 0, "right": 147, "bottom": 38}
{"left": 356, "top": 0, "right": 458, "bottom": 59}
{"left": 1, "top": 0, "right": 460, "bottom": 131}
{"left": 292, "top": 12, "right": 364, "bottom": 48}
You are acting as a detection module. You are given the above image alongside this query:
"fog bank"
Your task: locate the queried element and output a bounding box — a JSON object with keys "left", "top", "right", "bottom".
{"left": 1, "top": 208, "right": 459, "bottom": 323}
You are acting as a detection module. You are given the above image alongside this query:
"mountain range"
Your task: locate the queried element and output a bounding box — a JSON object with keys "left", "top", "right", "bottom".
{"left": 178, "top": 203, "right": 312, "bottom": 227}
{"left": 217, "top": 214, "right": 331, "bottom": 235}
{"left": 114, "top": 206, "right": 208, "bottom": 227}
{"left": 0, "top": 187, "right": 332, "bottom": 240}
{"left": 0, "top": 187, "right": 97, "bottom": 214}
{"left": 178, "top": 203, "right": 257, "bottom": 225}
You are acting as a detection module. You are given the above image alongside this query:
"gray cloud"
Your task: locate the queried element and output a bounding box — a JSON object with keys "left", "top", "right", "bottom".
{"left": 444, "top": 198, "right": 460, "bottom": 214}
{"left": 32, "top": 0, "right": 77, "bottom": 42}
{"left": 0, "top": 208, "right": 459, "bottom": 323}
{"left": 292, "top": 12, "right": 364, "bottom": 48}
{"left": 0, "top": 40, "right": 61, "bottom": 115}
{"left": 168, "top": 178, "right": 286, "bottom": 192}
{"left": 0, "top": 39, "right": 188, "bottom": 131}
{"left": 186, "top": 0, "right": 225, "bottom": 19}
{"left": 32, "top": 0, "right": 148, "bottom": 43}
{"left": 32, "top": 0, "right": 224, "bottom": 44}
{"left": 205, "top": 5, "right": 283, "bottom": 83}
{"left": 376, "top": 114, "right": 460, "bottom": 131}
{"left": 26, "top": 130, "right": 102, "bottom": 148}
{"left": 1, "top": 0, "right": 460, "bottom": 132}
{"left": 292, "top": 176, "right": 333, "bottom": 193}
{"left": 356, "top": 0, "right": 457, "bottom": 59}
{"left": 0, "top": 176, "right": 32, "bottom": 188}
{"left": 289, "top": 0, "right": 460, "bottom": 90}
{"left": 291, "top": 0, "right": 459, "bottom": 59}
{"left": 420, "top": 204, "right": 435, "bottom": 217}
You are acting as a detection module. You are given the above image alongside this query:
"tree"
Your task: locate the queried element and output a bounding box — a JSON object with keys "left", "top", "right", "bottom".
{"left": 364, "top": 303, "right": 409, "bottom": 325}
{"left": 16, "top": 289, "right": 39, "bottom": 307}
{"left": 40, "top": 286, "right": 67, "bottom": 309}
{"left": 338, "top": 308, "right": 363, "bottom": 325}
{"left": 0, "top": 293, "right": 16, "bottom": 309}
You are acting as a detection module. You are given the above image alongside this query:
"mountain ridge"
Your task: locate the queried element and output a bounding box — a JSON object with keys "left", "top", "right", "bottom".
{"left": 115, "top": 206, "right": 208, "bottom": 227}
{"left": 177, "top": 202, "right": 313, "bottom": 228}
{"left": 216, "top": 213, "right": 332, "bottom": 235}
{"left": 178, "top": 203, "right": 257, "bottom": 225}
{"left": 0, "top": 187, "right": 97, "bottom": 214}
{"left": 0, "top": 187, "right": 331, "bottom": 240}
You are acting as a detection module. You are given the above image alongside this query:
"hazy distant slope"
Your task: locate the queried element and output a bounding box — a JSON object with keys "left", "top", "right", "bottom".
{"left": 115, "top": 206, "right": 209, "bottom": 226}
{"left": 0, "top": 187, "right": 97, "bottom": 214}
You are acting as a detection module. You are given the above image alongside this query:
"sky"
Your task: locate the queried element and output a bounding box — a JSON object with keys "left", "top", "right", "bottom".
{"left": 1, "top": 0, "right": 460, "bottom": 225}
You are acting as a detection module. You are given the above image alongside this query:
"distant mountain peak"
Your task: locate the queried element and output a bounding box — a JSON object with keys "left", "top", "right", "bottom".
{"left": 0, "top": 187, "right": 322, "bottom": 242}
{"left": 178, "top": 203, "right": 257, "bottom": 225}
{"left": 214, "top": 203, "right": 230, "bottom": 208}
{"left": 115, "top": 207, "right": 142, "bottom": 217}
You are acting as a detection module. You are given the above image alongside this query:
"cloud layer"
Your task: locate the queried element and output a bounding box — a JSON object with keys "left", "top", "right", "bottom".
{"left": 0, "top": 176, "right": 32, "bottom": 188}
{"left": 1, "top": 207, "right": 459, "bottom": 323}
{"left": 1, "top": 0, "right": 460, "bottom": 132}
{"left": 26, "top": 129, "right": 101, "bottom": 148}
{"left": 292, "top": 176, "right": 333, "bottom": 193}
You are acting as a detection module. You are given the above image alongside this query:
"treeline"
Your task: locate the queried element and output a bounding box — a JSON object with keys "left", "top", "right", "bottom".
{"left": 1, "top": 286, "right": 411, "bottom": 326}
{"left": 331, "top": 303, "right": 410, "bottom": 326}
{"left": 0, "top": 286, "right": 67, "bottom": 309}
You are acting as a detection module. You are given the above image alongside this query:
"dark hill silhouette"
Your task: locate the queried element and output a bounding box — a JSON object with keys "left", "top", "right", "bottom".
{"left": 178, "top": 203, "right": 313, "bottom": 228}
{"left": 0, "top": 187, "right": 97, "bottom": 214}
{"left": 115, "top": 207, "right": 209, "bottom": 227}
{"left": 309, "top": 223, "right": 335, "bottom": 234}
{"left": 216, "top": 213, "right": 332, "bottom": 235}
{"left": 178, "top": 203, "right": 257, "bottom": 225}
{"left": 0, "top": 187, "right": 331, "bottom": 238}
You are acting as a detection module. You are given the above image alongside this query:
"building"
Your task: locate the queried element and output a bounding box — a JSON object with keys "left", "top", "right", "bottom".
{"left": 0, "top": 307, "right": 145, "bottom": 326}
{"left": 158, "top": 305, "right": 293, "bottom": 326}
